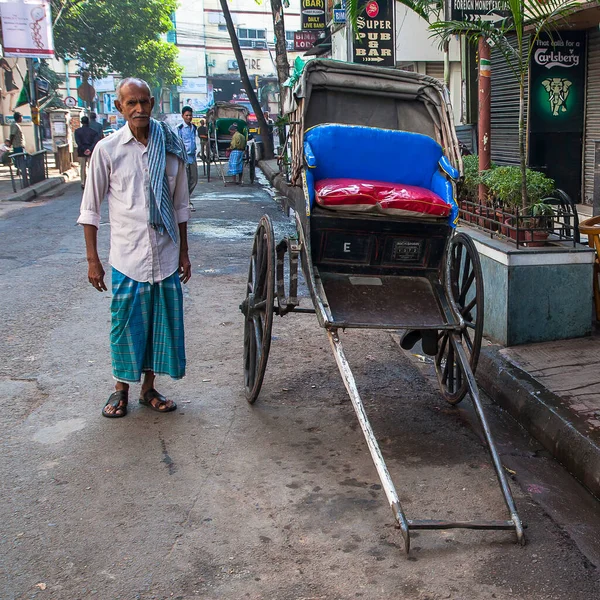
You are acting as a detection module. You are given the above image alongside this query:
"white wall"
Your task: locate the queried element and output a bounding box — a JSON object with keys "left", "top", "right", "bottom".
{"left": 395, "top": 7, "right": 460, "bottom": 63}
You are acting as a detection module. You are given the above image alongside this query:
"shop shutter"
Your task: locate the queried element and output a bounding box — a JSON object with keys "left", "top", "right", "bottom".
{"left": 490, "top": 36, "right": 528, "bottom": 166}
{"left": 425, "top": 62, "right": 444, "bottom": 81}
{"left": 584, "top": 28, "right": 600, "bottom": 205}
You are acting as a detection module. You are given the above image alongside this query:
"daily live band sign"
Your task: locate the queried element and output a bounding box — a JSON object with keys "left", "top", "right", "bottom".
{"left": 301, "top": 0, "right": 326, "bottom": 30}
{"left": 352, "top": 0, "right": 395, "bottom": 67}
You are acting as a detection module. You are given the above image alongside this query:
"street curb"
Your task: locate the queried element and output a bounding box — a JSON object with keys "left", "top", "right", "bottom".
{"left": 258, "top": 159, "right": 304, "bottom": 210}
{"left": 478, "top": 345, "right": 600, "bottom": 500}
{"left": 0, "top": 167, "right": 79, "bottom": 202}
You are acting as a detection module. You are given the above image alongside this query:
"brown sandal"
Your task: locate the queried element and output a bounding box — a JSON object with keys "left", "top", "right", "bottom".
{"left": 139, "top": 389, "right": 177, "bottom": 413}
{"left": 102, "top": 391, "right": 128, "bottom": 418}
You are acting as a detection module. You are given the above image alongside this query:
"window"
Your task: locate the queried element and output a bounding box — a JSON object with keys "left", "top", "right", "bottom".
{"left": 285, "top": 31, "right": 294, "bottom": 51}
{"left": 238, "top": 28, "right": 267, "bottom": 48}
{"left": 218, "top": 24, "right": 227, "bottom": 32}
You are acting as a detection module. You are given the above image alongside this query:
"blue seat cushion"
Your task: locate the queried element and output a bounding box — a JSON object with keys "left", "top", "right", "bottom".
{"left": 303, "top": 124, "right": 458, "bottom": 225}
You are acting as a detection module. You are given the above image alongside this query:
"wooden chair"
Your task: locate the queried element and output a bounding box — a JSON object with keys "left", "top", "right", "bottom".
{"left": 579, "top": 215, "right": 600, "bottom": 320}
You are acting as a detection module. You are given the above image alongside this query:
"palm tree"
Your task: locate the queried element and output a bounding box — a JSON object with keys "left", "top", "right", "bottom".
{"left": 219, "top": 0, "right": 274, "bottom": 159}
{"left": 270, "top": 0, "right": 290, "bottom": 103}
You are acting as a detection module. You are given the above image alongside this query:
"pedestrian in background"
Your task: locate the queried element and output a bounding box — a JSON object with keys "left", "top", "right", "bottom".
{"left": 88, "top": 112, "right": 104, "bottom": 141}
{"left": 74, "top": 116, "right": 100, "bottom": 189}
{"left": 177, "top": 105, "right": 197, "bottom": 211}
{"left": 198, "top": 118, "right": 208, "bottom": 164}
{"left": 9, "top": 111, "right": 24, "bottom": 154}
{"left": 78, "top": 77, "right": 191, "bottom": 419}
{"left": 227, "top": 122, "right": 246, "bottom": 185}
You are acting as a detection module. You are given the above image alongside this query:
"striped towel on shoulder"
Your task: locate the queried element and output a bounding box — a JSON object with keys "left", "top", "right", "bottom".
{"left": 147, "top": 118, "right": 187, "bottom": 243}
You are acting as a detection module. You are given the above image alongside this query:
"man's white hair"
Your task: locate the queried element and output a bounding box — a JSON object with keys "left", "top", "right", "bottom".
{"left": 116, "top": 77, "right": 152, "bottom": 102}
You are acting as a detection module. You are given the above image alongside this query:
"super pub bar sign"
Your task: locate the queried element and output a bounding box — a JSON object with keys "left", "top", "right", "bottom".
{"left": 352, "top": 0, "right": 395, "bottom": 67}
{"left": 301, "top": 0, "right": 326, "bottom": 30}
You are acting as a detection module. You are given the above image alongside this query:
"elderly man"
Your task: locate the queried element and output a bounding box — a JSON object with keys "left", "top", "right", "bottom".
{"left": 227, "top": 122, "right": 246, "bottom": 184}
{"left": 77, "top": 77, "right": 191, "bottom": 419}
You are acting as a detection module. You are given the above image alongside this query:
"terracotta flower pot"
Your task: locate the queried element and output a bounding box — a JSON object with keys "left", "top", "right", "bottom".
{"left": 504, "top": 217, "right": 528, "bottom": 243}
{"left": 526, "top": 230, "right": 549, "bottom": 247}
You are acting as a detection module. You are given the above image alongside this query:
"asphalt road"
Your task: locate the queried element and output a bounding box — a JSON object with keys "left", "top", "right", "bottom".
{"left": 1, "top": 167, "right": 600, "bottom": 599}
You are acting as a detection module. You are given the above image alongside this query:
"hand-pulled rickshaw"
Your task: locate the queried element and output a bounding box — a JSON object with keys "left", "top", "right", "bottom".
{"left": 205, "top": 101, "right": 256, "bottom": 184}
{"left": 240, "top": 59, "right": 524, "bottom": 553}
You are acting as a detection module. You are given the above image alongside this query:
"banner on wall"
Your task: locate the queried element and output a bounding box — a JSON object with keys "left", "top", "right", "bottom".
{"left": 352, "top": 0, "right": 395, "bottom": 67}
{"left": 0, "top": 0, "right": 55, "bottom": 58}
{"left": 528, "top": 30, "right": 587, "bottom": 203}
{"left": 529, "top": 30, "right": 586, "bottom": 134}
{"left": 177, "top": 77, "right": 208, "bottom": 94}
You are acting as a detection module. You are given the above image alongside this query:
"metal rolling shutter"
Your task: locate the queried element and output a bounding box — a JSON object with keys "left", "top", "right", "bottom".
{"left": 490, "top": 36, "right": 527, "bottom": 166}
{"left": 425, "top": 62, "right": 444, "bottom": 81}
{"left": 584, "top": 28, "right": 600, "bottom": 205}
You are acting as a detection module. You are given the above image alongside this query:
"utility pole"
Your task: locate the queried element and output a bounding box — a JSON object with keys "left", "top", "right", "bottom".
{"left": 270, "top": 0, "right": 290, "bottom": 116}
{"left": 27, "top": 58, "right": 41, "bottom": 152}
{"left": 478, "top": 37, "right": 491, "bottom": 203}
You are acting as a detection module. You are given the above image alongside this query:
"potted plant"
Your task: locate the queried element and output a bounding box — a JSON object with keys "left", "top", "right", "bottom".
{"left": 480, "top": 166, "right": 554, "bottom": 243}
{"left": 525, "top": 199, "right": 555, "bottom": 246}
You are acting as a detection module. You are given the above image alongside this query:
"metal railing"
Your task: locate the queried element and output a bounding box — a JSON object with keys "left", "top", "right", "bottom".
{"left": 458, "top": 191, "right": 579, "bottom": 248}
{"left": 9, "top": 150, "right": 48, "bottom": 190}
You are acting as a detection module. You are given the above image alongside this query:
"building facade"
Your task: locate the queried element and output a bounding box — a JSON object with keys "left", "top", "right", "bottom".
{"left": 331, "top": 5, "right": 463, "bottom": 125}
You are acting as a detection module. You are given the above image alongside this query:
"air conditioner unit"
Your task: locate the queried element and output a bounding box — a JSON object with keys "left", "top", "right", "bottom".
{"left": 253, "top": 40, "right": 267, "bottom": 49}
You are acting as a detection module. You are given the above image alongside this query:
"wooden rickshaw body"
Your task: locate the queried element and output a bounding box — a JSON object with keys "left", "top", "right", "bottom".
{"left": 282, "top": 59, "right": 464, "bottom": 333}
{"left": 242, "top": 59, "right": 524, "bottom": 553}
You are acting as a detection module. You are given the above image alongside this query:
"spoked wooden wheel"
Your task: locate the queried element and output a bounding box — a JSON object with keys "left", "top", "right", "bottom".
{"left": 435, "top": 232, "right": 484, "bottom": 405}
{"left": 241, "top": 215, "right": 275, "bottom": 403}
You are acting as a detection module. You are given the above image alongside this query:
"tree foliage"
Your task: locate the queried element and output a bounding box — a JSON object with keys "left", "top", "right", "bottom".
{"left": 50, "top": 0, "right": 182, "bottom": 86}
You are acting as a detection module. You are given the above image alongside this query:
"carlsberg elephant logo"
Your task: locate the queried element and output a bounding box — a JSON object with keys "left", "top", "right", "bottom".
{"left": 542, "top": 78, "right": 572, "bottom": 116}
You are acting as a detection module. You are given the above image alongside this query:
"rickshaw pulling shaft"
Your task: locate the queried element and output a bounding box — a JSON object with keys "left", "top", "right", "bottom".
{"left": 327, "top": 329, "right": 525, "bottom": 554}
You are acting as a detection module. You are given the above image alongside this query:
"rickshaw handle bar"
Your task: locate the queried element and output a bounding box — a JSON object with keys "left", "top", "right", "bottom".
{"left": 451, "top": 333, "right": 525, "bottom": 545}
{"left": 327, "top": 329, "right": 411, "bottom": 551}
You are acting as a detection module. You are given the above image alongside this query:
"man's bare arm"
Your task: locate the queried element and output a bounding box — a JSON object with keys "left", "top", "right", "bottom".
{"left": 178, "top": 222, "right": 191, "bottom": 284}
{"left": 83, "top": 224, "right": 107, "bottom": 291}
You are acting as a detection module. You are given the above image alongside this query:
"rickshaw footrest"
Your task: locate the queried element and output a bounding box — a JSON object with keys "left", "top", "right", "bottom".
{"left": 407, "top": 519, "right": 516, "bottom": 531}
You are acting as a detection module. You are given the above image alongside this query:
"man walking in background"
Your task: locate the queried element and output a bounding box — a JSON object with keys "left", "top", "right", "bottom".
{"left": 78, "top": 77, "right": 191, "bottom": 419}
{"left": 177, "top": 105, "right": 198, "bottom": 211}
{"left": 89, "top": 112, "right": 104, "bottom": 140}
{"left": 8, "top": 111, "right": 25, "bottom": 178}
{"left": 74, "top": 116, "right": 100, "bottom": 189}
{"left": 9, "top": 111, "right": 24, "bottom": 153}
{"left": 227, "top": 122, "right": 246, "bottom": 185}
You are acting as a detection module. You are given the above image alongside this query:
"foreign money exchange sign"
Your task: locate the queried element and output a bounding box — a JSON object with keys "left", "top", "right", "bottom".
{"left": 450, "top": 0, "right": 510, "bottom": 23}
{"left": 301, "top": 0, "right": 326, "bottom": 30}
{"left": 352, "top": 0, "right": 395, "bottom": 67}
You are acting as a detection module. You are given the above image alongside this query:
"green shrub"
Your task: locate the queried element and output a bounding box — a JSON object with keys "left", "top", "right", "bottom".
{"left": 459, "top": 154, "right": 481, "bottom": 202}
{"left": 480, "top": 165, "right": 554, "bottom": 209}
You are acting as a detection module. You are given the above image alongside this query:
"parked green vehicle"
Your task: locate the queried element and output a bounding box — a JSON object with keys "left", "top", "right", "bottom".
{"left": 205, "top": 102, "right": 256, "bottom": 183}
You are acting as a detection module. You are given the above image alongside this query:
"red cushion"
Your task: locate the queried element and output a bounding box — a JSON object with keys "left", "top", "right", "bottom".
{"left": 315, "top": 178, "right": 451, "bottom": 218}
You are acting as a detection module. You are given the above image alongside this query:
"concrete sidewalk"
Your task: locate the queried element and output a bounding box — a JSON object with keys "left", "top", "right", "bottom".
{"left": 0, "top": 160, "right": 79, "bottom": 202}
{"left": 258, "top": 157, "right": 600, "bottom": 502}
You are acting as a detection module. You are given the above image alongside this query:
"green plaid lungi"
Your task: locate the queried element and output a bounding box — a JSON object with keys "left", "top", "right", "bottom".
{"left": 227, "top": 149, "right": 244, "bottom": 176}
{"left": 110, "top": 268, "right": 186, "bottom": 383}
